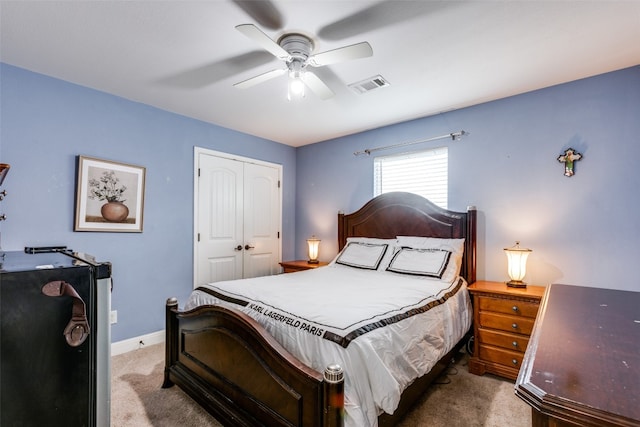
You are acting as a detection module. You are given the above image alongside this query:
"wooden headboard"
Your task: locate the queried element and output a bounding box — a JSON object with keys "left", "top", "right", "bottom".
{"left": 338, "top": 192, "right": 477, "bottom": 284}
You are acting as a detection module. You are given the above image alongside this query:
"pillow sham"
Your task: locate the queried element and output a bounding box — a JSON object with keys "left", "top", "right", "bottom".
{"left": 330, "top": 237, "right": 398, "bottom": 270}
{"left": 396, "top": 236, "right": 465, "bottom": 282}
{"left": 334, "top": 241, "right": 390, "bottom": 270}
{"left": 386, "top": 247, "right": 452, "bottom": 278}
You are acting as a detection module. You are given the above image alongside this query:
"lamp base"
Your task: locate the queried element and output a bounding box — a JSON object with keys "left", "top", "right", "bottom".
{"left": 506, "top": 280, "right": 527, "bottom": 288}
{"left": 307, "top": 260, "right": 319, "bottom": 264}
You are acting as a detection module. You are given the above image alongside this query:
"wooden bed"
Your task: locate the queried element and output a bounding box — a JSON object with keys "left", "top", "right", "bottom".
{"left": 163, "top": 191, "right": 477, "bottom": 427}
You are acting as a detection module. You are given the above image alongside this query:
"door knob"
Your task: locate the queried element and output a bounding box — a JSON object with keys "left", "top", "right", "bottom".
{"left": 245, "top": 244, "right": 255, "bottom": 250}
{"left": 234, "top": 245, "right": 243, "bottom": 251}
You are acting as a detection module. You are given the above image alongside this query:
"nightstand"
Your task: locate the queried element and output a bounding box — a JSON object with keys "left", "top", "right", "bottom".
{"left": 467, "top": 280, "right": 546, "bottom": 381}
{"left": 279, "top": 260, "right": 329, "bottom": 273}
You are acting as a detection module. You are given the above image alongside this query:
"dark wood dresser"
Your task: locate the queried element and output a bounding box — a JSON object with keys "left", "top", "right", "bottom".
{"left": 515, "top": 283, "right": 640, "bottom": 427}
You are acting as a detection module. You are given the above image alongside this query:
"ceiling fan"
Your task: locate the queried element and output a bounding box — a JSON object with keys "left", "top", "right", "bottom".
{"left": 233, "top": 23, "right": 373, "bottom": 100}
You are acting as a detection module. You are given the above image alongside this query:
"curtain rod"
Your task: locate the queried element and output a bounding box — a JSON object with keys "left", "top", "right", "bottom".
{"left": 353, "top": 130, "right": 469, "bottom": 156}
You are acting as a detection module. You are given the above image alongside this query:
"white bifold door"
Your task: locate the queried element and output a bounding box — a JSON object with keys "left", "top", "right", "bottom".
{"left": 195, "top": 149, "right": 282, "bottom": 287}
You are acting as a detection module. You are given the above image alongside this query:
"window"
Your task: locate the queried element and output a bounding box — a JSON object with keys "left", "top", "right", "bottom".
{"left": 373, "top": 147, "right": 448, "bottom": 208}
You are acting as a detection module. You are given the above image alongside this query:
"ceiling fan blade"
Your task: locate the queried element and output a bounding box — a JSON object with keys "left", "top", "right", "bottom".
{"left": 157, "top": 51, "right": 275, "bottom": 89}
{"left": 301, "top": 71, "right": 334, "bottom": 100}
{"left": 231, "top": 0, "right": 284, "bottom": 30}
{"left": 317, "top": 2, "right": 448, "bottom": 41}
{"left": 236, "top": 24, "right": 291, "bottom": 61}
{"left": 308, "top": 42, "right": 373, "bottom": 67}
{"left": 234, "top": 68, "right": 286, "bottom": 89}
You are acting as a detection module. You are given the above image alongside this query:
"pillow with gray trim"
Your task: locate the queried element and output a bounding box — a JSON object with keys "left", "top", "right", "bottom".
{"left": 335, "top": 242, "right": 389, "bottom": 270}
{"left": 396, "top": 236, "right": 464, "bottom": 281}
{"left": 386, "top": 247, "right": 451, "bottom": 278}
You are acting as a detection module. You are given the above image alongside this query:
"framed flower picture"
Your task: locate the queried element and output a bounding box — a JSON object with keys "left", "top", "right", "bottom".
{"left": 75, "top": 156, "right": 146, "bottom": 232}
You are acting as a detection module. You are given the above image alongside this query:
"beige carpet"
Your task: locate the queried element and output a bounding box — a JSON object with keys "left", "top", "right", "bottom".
{"left": 111, "top": 343, "right": 531, "bottom": 427}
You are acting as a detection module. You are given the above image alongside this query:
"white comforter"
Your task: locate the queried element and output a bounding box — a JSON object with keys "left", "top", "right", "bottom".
{"left": 185, "top": 264, "right": 472, "bottom": 427}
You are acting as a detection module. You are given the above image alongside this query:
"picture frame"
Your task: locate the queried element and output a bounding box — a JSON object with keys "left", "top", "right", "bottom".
{"left": 75, "top": 156, "right": 146, "bottom": 232}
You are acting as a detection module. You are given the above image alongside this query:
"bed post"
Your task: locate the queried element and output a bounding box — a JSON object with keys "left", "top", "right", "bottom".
{"left": 337, "top": 211, "right": 346, "bottom": 251}
{"left": 323, "top": 364, "right": 345, "bottom": 427}
{"left": 162, "top": 297, "right": 179, "bottom": 388}
{"left": 466, "top": 206, "right": 477, "bottom": 284}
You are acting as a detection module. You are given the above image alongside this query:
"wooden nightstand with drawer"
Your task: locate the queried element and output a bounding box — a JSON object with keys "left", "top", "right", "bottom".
{"left": 468, "top": 280, "right": 546, "bottom": 381}
{"left": 279, "top": 260, "right": 329, "bottom": 273}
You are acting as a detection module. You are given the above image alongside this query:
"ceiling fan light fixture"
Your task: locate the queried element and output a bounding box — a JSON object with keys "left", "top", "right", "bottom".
{"left": 287, "top": 73, "right": 305, "bottom": 100}
{"left": 287, "top": 59, "right": 306, "bottom": 100}
{"left": 235, "top": 24, "right": 373, "bottom": 101}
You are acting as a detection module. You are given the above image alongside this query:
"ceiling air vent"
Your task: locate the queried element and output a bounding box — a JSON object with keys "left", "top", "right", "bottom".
{"left": 348, "top": 75, "right": 390, "bottom": 94}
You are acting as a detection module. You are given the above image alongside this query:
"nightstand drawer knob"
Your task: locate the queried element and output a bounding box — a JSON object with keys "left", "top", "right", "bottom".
{"left": 512, "top": 341, "right": 518, "bottom": 348}
{"left": 512, "top": 359, "right": 518, "bottom": 366}
{"left": 512, "top": 323, "right": 518, "bottom": 329}
{"left": 512, "top": 305, "right": 519, "bottom": 312}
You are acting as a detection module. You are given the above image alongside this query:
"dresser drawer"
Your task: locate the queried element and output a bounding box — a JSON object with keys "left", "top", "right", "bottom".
{"left": 477, "top": 328, "right": 530, "bottom": 353}
{"left": 478, "top": 296, "right": 539, "bottom": 318}
{"left": 478, "top": 344, "right": 524, "bottom": 370}
{"left": 479, "top": 312, "right": 536, "bottom": 335}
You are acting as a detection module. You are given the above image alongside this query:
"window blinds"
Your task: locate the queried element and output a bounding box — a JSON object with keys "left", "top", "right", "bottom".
{"left": 373, "top": 147, "right": 448, "bottom": 208}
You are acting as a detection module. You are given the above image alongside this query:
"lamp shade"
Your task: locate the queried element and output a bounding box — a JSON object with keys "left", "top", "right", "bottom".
{"left": 504, "top": 241, "right": 532, "bottom": 288}
{"left": 307, "top": 236, "right": 320, "bottom": 264}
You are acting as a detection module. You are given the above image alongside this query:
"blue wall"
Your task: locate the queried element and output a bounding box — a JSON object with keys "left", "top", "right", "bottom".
{"left": 0, "top": 63, "right": 297, "bottom": 342}
{"left": 296, "top": 66, "right": 640, "bottom": 292}
{"left": 3, "top": 64, "right": 639, "bottom": 346}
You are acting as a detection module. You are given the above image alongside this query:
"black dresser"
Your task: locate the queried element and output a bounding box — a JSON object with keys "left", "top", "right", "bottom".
{"left": 0, "top": 250, "right": 112, "bottom": 427}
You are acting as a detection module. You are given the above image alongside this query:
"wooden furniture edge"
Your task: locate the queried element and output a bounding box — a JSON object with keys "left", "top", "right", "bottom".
{"left": 515, "top": 284, "right": 640, "bottom": 427}
{"left": 280, "top": 260, "right": 329, "bottom": 272}
{"left": 467, "top": 281, "right": 546, "bottom": 300}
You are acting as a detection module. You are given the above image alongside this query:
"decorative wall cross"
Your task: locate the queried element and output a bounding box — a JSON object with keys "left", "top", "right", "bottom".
{"left": 557, "top": 148, "right": 582, "bottom": 177}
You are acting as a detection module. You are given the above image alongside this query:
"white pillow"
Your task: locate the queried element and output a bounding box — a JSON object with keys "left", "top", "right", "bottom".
{"left": 334, "top": 241, "right": 391, "bottom": 270}
{"left": 330, "top": 237, "right": 398, "bottom": 270}
{"left": 386, "top": 247, "right": 452, "bottom": 278}
{"left": 396, "top": 236, "right": 465, "bottom": 282}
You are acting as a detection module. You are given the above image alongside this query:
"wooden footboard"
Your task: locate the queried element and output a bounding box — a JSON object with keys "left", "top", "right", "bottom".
{"left": 162, "top": 298, "right": 344, "bottom": 427}
{"left": 163, "top": 297, "right": 467, "bottom": 427}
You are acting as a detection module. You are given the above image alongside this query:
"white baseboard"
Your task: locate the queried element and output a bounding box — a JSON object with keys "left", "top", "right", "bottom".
{"left": 111, "top": 330, "right": 165, "bottom": 356}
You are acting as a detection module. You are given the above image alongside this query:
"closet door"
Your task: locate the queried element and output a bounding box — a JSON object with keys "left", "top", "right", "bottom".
{"left": 197, "top": 154, "right": 244, "bottom": 285}
{"left": 243, "top": 162, "right": 280, "bottom": 278}
{"left": 195, "top": 151, "right": 281, "bottom": 287}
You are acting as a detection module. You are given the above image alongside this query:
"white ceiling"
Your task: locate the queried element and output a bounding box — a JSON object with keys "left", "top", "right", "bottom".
{"left": 1, "top": 1, "right": 639, "bottom": 147}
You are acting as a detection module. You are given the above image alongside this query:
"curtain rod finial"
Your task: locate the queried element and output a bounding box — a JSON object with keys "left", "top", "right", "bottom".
{"left": 450, "top": 130, "right": 469, "bottom": 141}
